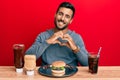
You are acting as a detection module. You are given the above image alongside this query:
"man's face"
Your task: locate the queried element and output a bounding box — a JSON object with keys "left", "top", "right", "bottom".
{"left": 54, "top": 7, "right": 73, "bottom": 30}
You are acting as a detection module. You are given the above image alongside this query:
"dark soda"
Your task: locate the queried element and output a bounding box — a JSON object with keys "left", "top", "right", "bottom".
{"left": 88, "top": 55, "right": 99, "bottom": 74}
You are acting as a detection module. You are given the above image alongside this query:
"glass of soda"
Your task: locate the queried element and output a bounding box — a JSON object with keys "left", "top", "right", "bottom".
{"left": 88, "top": 53, "right": 99, "bottom": 74}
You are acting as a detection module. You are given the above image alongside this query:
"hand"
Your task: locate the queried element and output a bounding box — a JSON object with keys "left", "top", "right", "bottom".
{"left": 46, "top": 31, "right": 63, "bottom": 44}
{"left": 60, "top": 34, "right": 78, "bottom": 51}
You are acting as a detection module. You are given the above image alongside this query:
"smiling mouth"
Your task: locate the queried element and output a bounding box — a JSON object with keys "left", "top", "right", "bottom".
{"left": 58, "top": 20, "right": 66, "bottom": 26}
{"left": 58, "top": 22, "right": 64, "bottom": 26}
{"left": 58, "top": 20, "right": 65, "bottom": 24}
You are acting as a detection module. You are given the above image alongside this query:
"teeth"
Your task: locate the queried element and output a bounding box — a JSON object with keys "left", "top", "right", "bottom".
{"left": 59, "top": 22, "right": 63, "bottom": 25}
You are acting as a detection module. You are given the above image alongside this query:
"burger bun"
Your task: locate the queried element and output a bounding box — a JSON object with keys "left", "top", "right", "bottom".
{"left": 51, "top": 61, "right": 66, "bottom": 76}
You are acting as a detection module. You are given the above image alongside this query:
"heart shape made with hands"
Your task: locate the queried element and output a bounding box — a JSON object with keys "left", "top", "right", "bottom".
{"left": 47, "top": 31, "right": 77, "bottom": 50}
{"left": 58, "top": 37, "right": 68, "bottom": 43}
{"left": 57, "top": 37, "right": 71, "bottom": 49}
{"left": 57, "top": 34, "right": 77, "bottom": 50}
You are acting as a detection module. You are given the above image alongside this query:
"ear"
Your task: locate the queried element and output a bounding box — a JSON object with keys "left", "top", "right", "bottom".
{"left": 69, "top": 19, "right": 73, "bottom": 24}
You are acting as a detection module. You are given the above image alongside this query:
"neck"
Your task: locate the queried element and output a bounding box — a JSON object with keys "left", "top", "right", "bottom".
{"left": 53, "top": 28, "right": 68, "bottom": 34}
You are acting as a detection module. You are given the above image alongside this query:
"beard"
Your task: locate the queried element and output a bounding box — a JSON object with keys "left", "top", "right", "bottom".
{"left": 54, "top": 19, "right": 68, "bottom": 30}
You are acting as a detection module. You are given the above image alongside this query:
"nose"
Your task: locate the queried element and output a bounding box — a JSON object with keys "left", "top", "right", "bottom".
{"left": 61, "top": 15, "right": 65, "bottom": 21}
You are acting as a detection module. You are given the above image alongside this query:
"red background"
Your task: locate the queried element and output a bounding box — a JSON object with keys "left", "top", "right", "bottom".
{"left": 0, "top": 0, "right": 120, "bottom": 66}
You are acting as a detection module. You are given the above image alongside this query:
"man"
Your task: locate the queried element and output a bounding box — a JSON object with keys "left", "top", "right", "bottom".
{"left": 26, "top": 2, "right": 89, "bottom": 66}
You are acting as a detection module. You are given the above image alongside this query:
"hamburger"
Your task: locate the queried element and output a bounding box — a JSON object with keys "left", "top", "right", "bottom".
{"left": 51, "top": 61, "right": 66, "bottom": 76}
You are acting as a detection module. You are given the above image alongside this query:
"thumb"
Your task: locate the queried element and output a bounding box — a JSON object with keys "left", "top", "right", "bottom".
{"left": 53, "top": 40, "right": 61, "bottom": 44}
{"left": 60, "top": 42, "right": 71, "bottom": 49}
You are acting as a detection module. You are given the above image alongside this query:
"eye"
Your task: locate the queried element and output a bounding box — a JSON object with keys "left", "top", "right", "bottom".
{"left": 58, "top": 12, "right": 63, "bottom": 16}
{"left": 65, "top": 15, "right": 71, "bottom": 19}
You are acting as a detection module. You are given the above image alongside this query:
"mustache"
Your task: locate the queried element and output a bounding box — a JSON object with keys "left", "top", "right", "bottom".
{"left": 58, "top": 20, "right": 65, "bottom": 24}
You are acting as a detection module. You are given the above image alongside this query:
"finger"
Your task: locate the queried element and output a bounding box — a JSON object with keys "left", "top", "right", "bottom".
{"left": 60, "top": 42, "right": 71, "bottom": 48}
{"left": 62, "top": 37, "right": 70, "bottom": 42}
{"left": 60, "top": 43, "right": 66, "bottom": 46}
{"left": 62, "top": 38, "right": 74, "bottom": 48}
{"left": 53, "top": 40, "right": 61, "bottom": 44}
{"left": 63, "top": 34, "right": 72, "bottom": 40}
{"left": 63, "top": 34, "right": 70, "bottom": 37}
{"left": 59, "top": 34, "right": 63, "bottom": 38}
{"left": 59, "top": 31, "right": 63, "bottom": 35}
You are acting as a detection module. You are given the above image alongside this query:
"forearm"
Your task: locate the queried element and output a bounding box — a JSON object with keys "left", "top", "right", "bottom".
{"left": 25, "top": 41, "right": 50, "bottom": 59}
{"left": 75, "top": 46, "right": 89, "bottom": 66}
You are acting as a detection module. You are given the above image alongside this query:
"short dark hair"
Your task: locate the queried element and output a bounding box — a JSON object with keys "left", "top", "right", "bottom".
{"left": 56, "top": 2, "right": 75, "bottom": 18}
